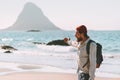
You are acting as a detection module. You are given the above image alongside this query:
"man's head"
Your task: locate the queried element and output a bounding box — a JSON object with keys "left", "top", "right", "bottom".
{"left": 75, "top": 25, "right": 88, "bottom": 42}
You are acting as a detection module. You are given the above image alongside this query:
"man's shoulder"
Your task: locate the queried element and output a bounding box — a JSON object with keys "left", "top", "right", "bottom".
{"left": 88, "top": 40, "right": 97, "bottom": 47}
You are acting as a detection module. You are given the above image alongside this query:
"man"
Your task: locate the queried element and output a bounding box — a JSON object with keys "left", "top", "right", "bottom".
{"left": 64, "top": 25, "right": 96, "bottom": 80}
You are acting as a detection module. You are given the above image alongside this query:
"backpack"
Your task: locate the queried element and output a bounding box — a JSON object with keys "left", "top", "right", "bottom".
{"left": 83, "top": 40, "right": 103, "bottom": 68}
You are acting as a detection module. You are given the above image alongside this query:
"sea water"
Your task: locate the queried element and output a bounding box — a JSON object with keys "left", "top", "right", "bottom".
{"left": 0, "top": 30, "right": 120, "bottom": 78}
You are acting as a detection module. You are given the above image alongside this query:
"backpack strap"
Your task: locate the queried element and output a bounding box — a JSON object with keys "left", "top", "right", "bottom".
{"left": 82, "top": 40, "right": 94, "bottom": 68}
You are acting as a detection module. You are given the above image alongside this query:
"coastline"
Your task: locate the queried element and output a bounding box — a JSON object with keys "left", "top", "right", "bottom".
{"left": 0, "top": 62, "right": 119, "bottom": 80}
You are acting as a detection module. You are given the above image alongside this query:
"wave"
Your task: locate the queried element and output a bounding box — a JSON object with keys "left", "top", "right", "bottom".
{"left": 103, "top": 48, "right": 120, "bottom": 53}
{"left": 36, "top": 44, "right": 77, "bottom": 53}
{"left": 1, "top": 38, "right": 13, "bottom": 42}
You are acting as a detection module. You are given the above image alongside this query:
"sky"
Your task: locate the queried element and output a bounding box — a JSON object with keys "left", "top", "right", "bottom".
{"left": 0, "top": 0, "right": 120, "bottom": 30}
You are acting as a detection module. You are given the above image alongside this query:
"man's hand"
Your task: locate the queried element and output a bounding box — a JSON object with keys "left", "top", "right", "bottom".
{"left": 64, "top": 38, "right": 69, "bottom": 43}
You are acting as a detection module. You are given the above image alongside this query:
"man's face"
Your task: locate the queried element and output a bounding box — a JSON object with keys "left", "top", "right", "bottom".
{"left": 75, "top": 31, "right": 83, "bottom": 42}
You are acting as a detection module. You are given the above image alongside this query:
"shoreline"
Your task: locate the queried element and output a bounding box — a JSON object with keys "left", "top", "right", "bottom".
{"left": 0, "top": 61, "right": 119, "bottom": 80}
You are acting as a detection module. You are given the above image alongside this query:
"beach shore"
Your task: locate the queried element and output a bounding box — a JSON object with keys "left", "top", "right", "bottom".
{"left": 0, "top": 71, "right": 119, "bottom": 80}
{"left": 0, "top": 62, "right": 119, "bottom": 80}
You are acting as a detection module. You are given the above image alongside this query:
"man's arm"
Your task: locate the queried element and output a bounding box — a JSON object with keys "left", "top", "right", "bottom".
{"left": 89, "top": 42, "right": 97, "bottom": 80}
{"left": 64, "top": 38, "right": 79, "bottom": 48}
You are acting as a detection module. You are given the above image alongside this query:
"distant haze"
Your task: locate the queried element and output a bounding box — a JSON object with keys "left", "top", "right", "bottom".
{"left": 3, "top": 2, "right": 61, "bottom": 31}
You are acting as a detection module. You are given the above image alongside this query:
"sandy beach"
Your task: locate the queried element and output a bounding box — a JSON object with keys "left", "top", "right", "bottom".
{"left": 0, "top": 62, "right": 119, "bottom": 80}
{"left": 0, "top": 71, "right": 119, "bottom": 80}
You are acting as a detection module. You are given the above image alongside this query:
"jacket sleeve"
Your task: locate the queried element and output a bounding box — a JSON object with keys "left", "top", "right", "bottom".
{"left": 67, "top": 40, "right": 79, "bottom": 48}
{"left": 89, "top": 42, "right": 97, "bottom": 80}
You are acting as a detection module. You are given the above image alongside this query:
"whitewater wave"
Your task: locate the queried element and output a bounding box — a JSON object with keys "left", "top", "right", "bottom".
{"left": 1, "top": 38, "right": 13, "bottom": 42}
{"left": 36, "top": 44, "right": 77, "bottom": 53}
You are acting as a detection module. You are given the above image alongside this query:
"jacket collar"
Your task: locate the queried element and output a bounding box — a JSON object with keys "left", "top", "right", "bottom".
{"left": 80, "top": 38, "right": 90, "bottom": 46}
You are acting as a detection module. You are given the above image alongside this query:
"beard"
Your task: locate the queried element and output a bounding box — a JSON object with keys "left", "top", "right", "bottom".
{"left": 77, "top": 38, "right": 83, "bottom": 42}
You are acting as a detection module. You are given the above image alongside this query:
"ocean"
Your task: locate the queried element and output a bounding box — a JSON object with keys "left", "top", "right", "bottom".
{"left": 0, "top": 30, "right": 120, "bottom": 78}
